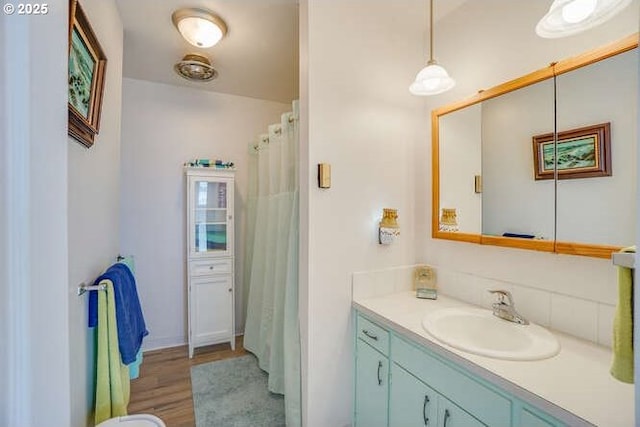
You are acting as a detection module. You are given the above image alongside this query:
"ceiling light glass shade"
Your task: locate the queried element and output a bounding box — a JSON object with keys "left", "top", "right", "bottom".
{"left": 409, "top": 61, "right": 456, "bottom": 96}
{"left": 172, "top": 8, "right": 228, "bottom": 48}
{"left": 536, "top": 0, "right": 632, "bottom": 38}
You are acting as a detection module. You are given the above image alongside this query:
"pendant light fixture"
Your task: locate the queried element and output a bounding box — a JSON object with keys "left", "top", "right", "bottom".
{"left": 536, "top": 0, "right": 632, "bottom": 38}
{"left": 410, "top": 0, "right": 455, "bottom": 96}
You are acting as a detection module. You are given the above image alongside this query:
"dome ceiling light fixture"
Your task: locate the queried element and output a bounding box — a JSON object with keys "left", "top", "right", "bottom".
{"left": 536, "top": 0, "right": 632, "bottom": 38}
{"left": 172, "top": 7, "right": 228, "bottom": 48}
{"left": 410, "top": 0, "right": 455, "bottom": 96}
{"left": 174, "top": 53, "right": 218, "bottom": 82}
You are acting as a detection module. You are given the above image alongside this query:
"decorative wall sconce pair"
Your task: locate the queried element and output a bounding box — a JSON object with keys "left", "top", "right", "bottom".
{"left": 377, "top": 207, "right": 458, "bottom": 244}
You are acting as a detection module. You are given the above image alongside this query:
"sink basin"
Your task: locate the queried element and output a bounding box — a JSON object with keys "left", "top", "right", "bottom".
{"left": 422, "top": 307, "right": 560, "bottom": 361}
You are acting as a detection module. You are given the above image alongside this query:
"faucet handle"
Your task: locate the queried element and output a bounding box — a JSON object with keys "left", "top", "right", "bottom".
{"left": 488, "top": 289, "right": 514, "bottom": 306}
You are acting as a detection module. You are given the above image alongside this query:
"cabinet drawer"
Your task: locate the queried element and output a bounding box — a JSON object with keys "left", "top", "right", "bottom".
{"left": 190, "top": 258, "right": 232, "bottom": 276}
{"left": 392, "top": 335, "right": 510, "bottom": 427}
{"left": 357, "top": 315, "right": 390, "bottom": 356}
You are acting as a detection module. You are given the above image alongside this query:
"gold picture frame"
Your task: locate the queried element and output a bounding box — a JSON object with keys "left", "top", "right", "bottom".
{"left": 68, "top": 0, "right": 107, "bottom": 148}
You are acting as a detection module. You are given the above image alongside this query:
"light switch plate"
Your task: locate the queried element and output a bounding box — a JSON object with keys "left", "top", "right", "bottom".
{"left": 474, "top": 175, "right": 482, "bottom": 193}
{"left": 318, "top": 163, "right": 331, "bottom": 188}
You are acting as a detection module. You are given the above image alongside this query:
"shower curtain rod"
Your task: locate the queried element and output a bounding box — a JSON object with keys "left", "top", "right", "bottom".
{"left": 251, "top": 113, "right": 297, "bottom": 151}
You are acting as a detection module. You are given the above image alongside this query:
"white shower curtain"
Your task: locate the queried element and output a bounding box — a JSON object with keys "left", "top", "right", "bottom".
{"left": 244, "top": 101, "right": 300, "bottom": 426}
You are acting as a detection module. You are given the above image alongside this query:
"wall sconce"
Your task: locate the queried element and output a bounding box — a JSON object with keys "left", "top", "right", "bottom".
{"left": 439, "top": 208, "right": 459, "bottom": 232}
{"left": 172, "top": 8, "right": 228, "bottom": 48}
{"left": 379, "top": 208, "right": 400, "bottom": 245}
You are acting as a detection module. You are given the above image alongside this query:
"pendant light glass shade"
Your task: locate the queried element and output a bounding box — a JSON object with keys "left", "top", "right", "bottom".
{"left": 410, "top": 60, "right": 456, "bottom": 95}
{"left": 410, "top": 0, "right": 455, "bottom": 96}
{"left": 536, "top": 0, "right": 632, "bottom": 38}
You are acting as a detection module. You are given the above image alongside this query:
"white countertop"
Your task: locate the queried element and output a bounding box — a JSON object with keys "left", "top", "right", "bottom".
{"left": 353, "top": 291, "right": 634, "bottom": 427}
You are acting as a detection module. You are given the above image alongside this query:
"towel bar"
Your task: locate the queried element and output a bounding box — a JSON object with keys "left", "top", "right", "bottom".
{"left": 77, "top": 282, "right": 107, "bottom": 296}
{"left": 612, "top": 252, "right": 635, "bottom": 269}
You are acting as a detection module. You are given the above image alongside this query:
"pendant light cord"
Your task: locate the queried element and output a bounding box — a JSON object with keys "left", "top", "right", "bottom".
{"left": 429, "top": 0, "right": 434, "bottom": 63}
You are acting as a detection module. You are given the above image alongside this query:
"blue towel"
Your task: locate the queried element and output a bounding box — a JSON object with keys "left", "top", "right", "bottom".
{"left": 89, "top": 263, "right": 149, "bottom": 365}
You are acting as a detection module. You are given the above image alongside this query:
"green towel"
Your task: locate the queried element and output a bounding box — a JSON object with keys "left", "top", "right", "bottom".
{"left": 95, "top": 280, "right": 130, "bottom": 424}
{"left": 611, "top": 246, "right": 635, "bottom": 383}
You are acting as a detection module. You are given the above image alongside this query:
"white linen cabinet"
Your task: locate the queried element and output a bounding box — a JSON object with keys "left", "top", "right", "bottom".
{"left": 185, "top": 167, "right": 235, "bottom": 358}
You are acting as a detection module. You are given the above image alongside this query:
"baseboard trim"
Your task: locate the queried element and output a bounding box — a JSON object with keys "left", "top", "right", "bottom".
{"left": 142, "top": 333, "right": 245, "bottom": 353}
{"left": 142, "top": 336, "right": 186, "bottom": 352}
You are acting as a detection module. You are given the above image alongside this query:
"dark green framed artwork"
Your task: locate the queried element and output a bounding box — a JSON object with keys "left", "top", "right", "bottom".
{"left": 68, "top": 0, "right": 106, "bottom": 148}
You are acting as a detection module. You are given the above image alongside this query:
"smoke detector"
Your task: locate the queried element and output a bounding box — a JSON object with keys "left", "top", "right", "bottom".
{"left": 174, "top": 53, "right": 218, "bottom": 82}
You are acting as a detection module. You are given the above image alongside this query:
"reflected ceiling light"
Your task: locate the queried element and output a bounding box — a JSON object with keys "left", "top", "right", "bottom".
{"left": 410, "top": 0, "right": 455, "bottom": 96}
{"left": 536, "top": 0, "right": 632, "bottom": 38}
{"left": 174, "top": 54, "right": 218, "bottom": 82}
{"left": 172, "top": 8, "right": 228, "bottom": 48}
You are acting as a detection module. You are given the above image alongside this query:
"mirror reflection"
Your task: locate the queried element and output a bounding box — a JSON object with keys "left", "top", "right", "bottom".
{"left": 481, "top": 79, "right": 555, "bottom": 241}
{"left": 556, "top": 49, "right": 638, "bottom": 247}
{"left": 438, "top": 103, "right": 482, "bottom": 234}
{"left": 433, "top": 35, "right": 638, "bottom": 258}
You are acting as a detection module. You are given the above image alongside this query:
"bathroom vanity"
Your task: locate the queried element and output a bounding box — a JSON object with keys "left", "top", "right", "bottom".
{"left": 353, "top": 292, "right": 633, "bottom": 427}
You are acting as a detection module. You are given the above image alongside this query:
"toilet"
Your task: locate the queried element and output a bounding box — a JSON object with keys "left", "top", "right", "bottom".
{"left": 96, "top": 414, "right": 166, "bottom": 427}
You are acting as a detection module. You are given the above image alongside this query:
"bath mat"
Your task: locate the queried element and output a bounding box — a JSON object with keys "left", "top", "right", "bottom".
{"left": 191, "top": 354, "right": 285, "bottom": 427}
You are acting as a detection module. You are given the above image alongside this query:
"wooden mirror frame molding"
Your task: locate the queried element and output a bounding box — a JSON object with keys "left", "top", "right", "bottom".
{"left": 432, "top": 33, "right": 638, "bottom": 259}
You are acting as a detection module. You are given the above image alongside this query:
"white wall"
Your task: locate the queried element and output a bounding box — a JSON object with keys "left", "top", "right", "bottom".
{"left": 2, "top": 4, "right": 70, "bottom": 427}
{"left": 119, "top": 78, "right": 290, "bottom": 350}
{"left": 301, "top": 1, "right": 426, "bottom": 425}
{"left": 417, "top": 1, "right": 639, "bottom": 346}
{"left": 67, "top": 0, "right": 124, "bottom": 425}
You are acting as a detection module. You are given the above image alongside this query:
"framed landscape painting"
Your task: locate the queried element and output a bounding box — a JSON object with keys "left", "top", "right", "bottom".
{"left": 532, "top": 122, "right": 611, "bottom": 180}
{"left": 68, "top": 0, "right": 107, "bottom": 148}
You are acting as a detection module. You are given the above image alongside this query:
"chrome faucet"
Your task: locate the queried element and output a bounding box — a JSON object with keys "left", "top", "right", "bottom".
{"left": 488, "top": 290, "right": 529, "bottom": 325}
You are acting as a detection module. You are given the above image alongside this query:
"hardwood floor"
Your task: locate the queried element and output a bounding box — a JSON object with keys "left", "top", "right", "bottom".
{"left": 129, "top": 336, "right": 248, "bottom": 427}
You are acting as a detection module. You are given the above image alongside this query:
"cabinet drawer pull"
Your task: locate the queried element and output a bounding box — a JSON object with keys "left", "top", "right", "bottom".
{"left": 377, "top": 361, "right": 383, "bottom": 386}
{"left": 209, "top": 266, "right": 214, "bottom": 270}
{"left": 443, "top": 409, "right": 451, "bottom": 427}
{"left": 422, "top": 395, "right": 430, "bottom": 425}
{"left": 362, "top": 329, "right": 378, "bottom": 341}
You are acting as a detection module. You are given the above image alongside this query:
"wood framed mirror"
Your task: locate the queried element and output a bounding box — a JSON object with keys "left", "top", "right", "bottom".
{"left": 432, "top": 33, "right": 638, "bottom": 259}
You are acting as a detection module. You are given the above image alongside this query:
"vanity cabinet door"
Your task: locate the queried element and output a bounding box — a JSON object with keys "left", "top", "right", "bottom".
{"left": 438, "top": 396, "right": 486, "bottom": 427}
{"left": 389, "top": 363, "right": 438, "bottom": 427}
{"left": 355, "top": 339, "right": 389, "bottom": 427}
{"left": 518, "top": 407, "right": 562, "bottom": 427}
